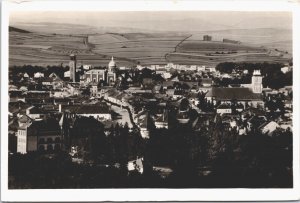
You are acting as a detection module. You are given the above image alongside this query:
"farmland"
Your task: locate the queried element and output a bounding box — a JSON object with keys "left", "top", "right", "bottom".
{"left": 9, "top": 26, "right": 292, "bottom": 68}
{"left": 89, "top": 33, "right": 189, "bottom": 65}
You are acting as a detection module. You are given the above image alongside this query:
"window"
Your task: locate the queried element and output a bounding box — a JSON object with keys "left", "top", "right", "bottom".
{"left": 39, "top": 145, "right": 45, "bottom": 152}
{"left": 54, "top": 144, "right": 61, "bottom": 151}
{"left": 47, "top": 144, "right": 53, "bottom": 151}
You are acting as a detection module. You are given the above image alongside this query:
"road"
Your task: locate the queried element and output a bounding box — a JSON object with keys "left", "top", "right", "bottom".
{"left": 111, "top": 105, "right": 133, "bottom": 128}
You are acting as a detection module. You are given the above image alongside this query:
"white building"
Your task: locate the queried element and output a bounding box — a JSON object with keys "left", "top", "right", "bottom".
{"left": 127, "top": 157, "right": 144, "bottom": 174}
{"left": 34, "top": 72, "right": 44, "bottom": 78}
{"left": 259, "top": 121, "right": 280, "bottom": 136}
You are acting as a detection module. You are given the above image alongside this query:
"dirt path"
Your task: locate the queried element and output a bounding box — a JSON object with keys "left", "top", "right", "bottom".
{"left": 165, "top": 34, "right": 192, "bottom": 63}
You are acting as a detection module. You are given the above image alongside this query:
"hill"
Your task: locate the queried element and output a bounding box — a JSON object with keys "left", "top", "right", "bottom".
{"left": 9, "top": 26, "right": 292, "bottom": 67}
{"left": 9, "top": 26, "right": 31, "bottom": 33}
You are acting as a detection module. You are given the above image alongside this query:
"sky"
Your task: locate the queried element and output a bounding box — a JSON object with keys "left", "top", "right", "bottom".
{"left": 10, "top": 11, "right": 292, "bottom": 32}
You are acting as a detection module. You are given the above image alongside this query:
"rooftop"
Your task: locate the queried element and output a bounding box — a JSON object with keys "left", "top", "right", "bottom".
{"left": 62, "top": 103, "right": 111, "bottom": 114}
{"left": 206, "top": 87, "right": 262, "bottom": 101}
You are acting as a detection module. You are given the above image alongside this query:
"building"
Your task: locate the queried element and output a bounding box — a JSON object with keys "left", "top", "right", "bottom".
{"left": 69, "top": 54, "right": 77, "bottom": 82}
{"left": 82, "top": 56, "right": 117, "bottom": 86}
{"left": 259, "top": 121, "right": 280, "bottom": 136}
{"left": 83, "top": 69, "right": 107, "bottom": 84}
{"left": 203, "top": 35, "right": 212, "bottom": 41}
{"left": 153, "top": 110, "right": 169, "bottom": 129}
{"left": 206, "top": 87, "right": 264, "bottom": 108}
{"left": 17, "top": 118, "right": 62, "bottom": 154}
{"left": 135, "top": 111, "right": 150, "bottom": 139}
{"left": 281, "top": 66, "right": 291, "bottom": 74}
{"left": 216, "top": 103, "right": 232, "bottom": 115}
{"left": 127, "top": 157, "right": 144, "bottom": 174}
{"left": 107, "top": 56, "right": 117, "bottom": 86}
{"left": 223, "top": 38, "right": 241, "bottom": 44}
{"left": 206, "top": 70, "right": 264, "bottom": 108}
{"left": 26, "top": 106, "right": 44, "bottom": 120}
{"left": 252, "top": 70, "right": 263, "bottom": 94}
{"left": 200, "top": 78, "right": 213, "bottom": 87}
{"left": 34, "top": 72, "right": 44, "bottom": 78}
{"left": 60, "top": 103, "right": 112, "bottom": 121}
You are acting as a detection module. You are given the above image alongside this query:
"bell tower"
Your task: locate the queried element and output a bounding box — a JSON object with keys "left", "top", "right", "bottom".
{"left": 252, "top": 70, "right": 263, "bottom": 93}
{"left": 107, "top": 56, "right": 116, "bottom": 86}
{"left": 69, "top": 54, "right": 76, "bottom": 82}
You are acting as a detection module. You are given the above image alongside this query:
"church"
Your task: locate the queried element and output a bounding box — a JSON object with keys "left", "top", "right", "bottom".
{"left": 206, "top": 70, "right": 264, "bottom": 108}
{"left": 81, "top": 56, "right": 117, "bottom": 86}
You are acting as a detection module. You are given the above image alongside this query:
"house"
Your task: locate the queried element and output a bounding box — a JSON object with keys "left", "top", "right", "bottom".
{"left": 23, "top": 72, "right": 29, "bottom": 78}
{"left": 259, "top": 121, "right": 280, "bottom": 136}
{"left": 153, "top": 110, "right": 168, "bottom": 129}
{"left": 188, "top": 93, "right": 200, "bottom": 106}
{"left": 177, "top": 109, "right": 190, "bottom": 124}
{"left": 279, "top": 121, "right": 292, "bottom": 132}
{"left": 83, "top": 65, "right": 92, "bottom": 70}
{"left": 281, "top": 66, "right": 291, "bottom": 74}
{"left": 284, "top": 100, "right": 293, "bottom": 109}
{"left": 216, "top": 103, "right": 232, "bottom": 115}
{"left": 135, "top": 111, "right": 150, "bottom": 139}
{"left": 9, "top": 90, "right": 25, "bottom": 102}
{"left": 197, "top": 66, "right": 206, "bottom": 72}
{"left": 247, "top": 116, "right": 267, "bottom": 132}
{"left": 60, "top": 103, "right": 112, "bottom": 121}
{"left": 34, "top": 72, "right": 44, "bottom": 78}
{"left": 156, "top": 68, "right": 167, "bottom": 75}
{"left": 200, "top": 78, "right": 212, "bottom": 87}
{"left": 162, "top": 72, "right": 172, "bottom": 79}
{"left": 41, "top": 77, "right": 54, "bottom": 86}
{"left": 17, "top": 118, "right": 62, "bottom": 154}
{"left": 127, "top": 157, "right": 144, "bottom": 174}
{"left": 26, "top": 106, "right": 44, "bottom": 120}
{"left": 142, "top": 78, "right": 154, "bottom": 89}
{"left": 49, "top": 72, "right": 61, "bottom": 79}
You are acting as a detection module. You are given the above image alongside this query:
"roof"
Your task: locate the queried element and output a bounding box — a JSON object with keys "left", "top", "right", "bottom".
{"left": 27, "top": 106, "right": 45, "bottom": 114}
{"left": 155, "top": 111, "right": 168, "bottom": 123}
{"left": 85, "top": 69, "right": 106, "bottom": 74}
{"left": 200, "top": 78, "right": 212, "bottom": 85}
{"left": 62, "top": 103, "right": 111, "bottom": 114}
{"left": 18, "top": 115, "right": 33, "bottom": 123}
{"left": 217, "top": 103, "right": 231, "bottom": 109}
{"left": 108, "top": 56, "right": 116, "bottom": 67}
{"left": 73, "top": 116, "right": 104, "bottom": 130}
{"left": 206, "top": 87, "right": 262, "bottom": 101}
{"left": 31, "top": 118, "right": 61, "bottom": 133}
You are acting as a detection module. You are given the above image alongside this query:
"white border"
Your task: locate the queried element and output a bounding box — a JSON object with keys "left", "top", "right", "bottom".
{"left": 1, "top": 0, "right": 300, "bottom": 201}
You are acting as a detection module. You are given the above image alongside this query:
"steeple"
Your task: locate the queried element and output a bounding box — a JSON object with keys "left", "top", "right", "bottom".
{"left": 108, "top": 56, "right": 116, "bottom": 72}
{"left": 252, "top": 69, "right": 263, "bottom": 93}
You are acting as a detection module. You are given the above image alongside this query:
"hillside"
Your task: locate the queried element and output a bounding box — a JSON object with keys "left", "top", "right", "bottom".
{"left": 9, "top": 25, "right": 292, "bottom": 67}
{"left": 9, "top": 26, "right": 31, "bottom": 33}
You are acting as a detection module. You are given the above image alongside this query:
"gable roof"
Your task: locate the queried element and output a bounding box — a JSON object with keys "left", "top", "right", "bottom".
{"left": 206, "top": 87, "right": 262, "bottom": 101}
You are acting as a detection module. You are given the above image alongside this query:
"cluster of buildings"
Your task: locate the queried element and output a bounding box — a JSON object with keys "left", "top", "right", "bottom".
{"left": 8, "top": 53, "right": 293, "bottom": 174}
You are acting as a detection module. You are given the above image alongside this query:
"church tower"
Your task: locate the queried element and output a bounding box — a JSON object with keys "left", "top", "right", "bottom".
{"left": 107, "top": 56, "right": 117, "bottom": 86}
{"left": 252, "top": 70, "right": 263, "bottom": 93}
{"left": 69, "top": 54, "right": 77, "bottom": 82}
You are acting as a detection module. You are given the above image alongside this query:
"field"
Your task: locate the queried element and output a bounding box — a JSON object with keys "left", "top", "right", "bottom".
{"left": 9, "top": 26, "right": 292, "bottom": 68}
{"left": 9, "top": 29, "right": 137, "bottom": 67}
{"left": 89, "top": 33, "right": 189, "bottom": 65}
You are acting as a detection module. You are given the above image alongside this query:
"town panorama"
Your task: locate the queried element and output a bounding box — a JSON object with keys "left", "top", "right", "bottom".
{"left": 8, "top": 11, "right": 293, "bottom": 188}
